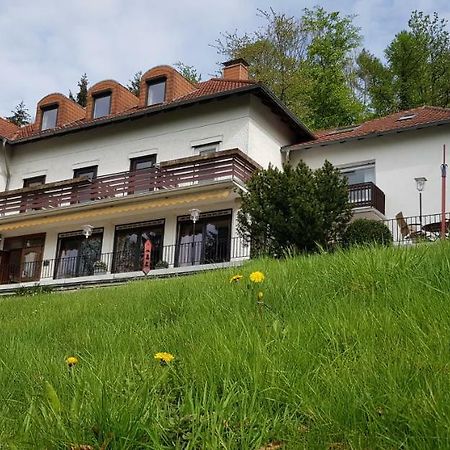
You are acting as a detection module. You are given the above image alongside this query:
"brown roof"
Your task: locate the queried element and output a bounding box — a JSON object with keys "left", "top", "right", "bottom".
{"left": 0, "top": 117, "right": 19, "bottom": 139}
{"left": 285, "top": 106, "right": 450, "bottom": 152}
{"left": 9, "top": 78, "right": 294, "bottom": 144}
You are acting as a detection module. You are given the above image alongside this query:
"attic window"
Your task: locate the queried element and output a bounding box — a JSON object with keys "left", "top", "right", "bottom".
{"left": 397, "top": 114, "right": 416, "bottom": 121}
{"left": 147, "top": 79, "right": 166, "bottom": 106}
{"left": 41, "top": 105, "right": 58, "bottom": 130}
{"left": 93, "top": 92, "right": 111, "bottom": 119}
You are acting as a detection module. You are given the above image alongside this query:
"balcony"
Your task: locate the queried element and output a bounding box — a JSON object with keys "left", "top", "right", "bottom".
{"left": 348, "top": 182, "right": 385, "bottom": 215}
{"left": 0, "top": 149, "right": 259, "bottom": 218}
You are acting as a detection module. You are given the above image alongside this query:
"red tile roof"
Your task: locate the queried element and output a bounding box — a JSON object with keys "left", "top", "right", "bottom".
{"left": 9, "top": 78, "right": 259, "bottom": 143}
{"left": 0, "top": 117, "right": 19, "bottom": 139}
{"left": 286, "top": 106, "right": 450, "bottom": 151}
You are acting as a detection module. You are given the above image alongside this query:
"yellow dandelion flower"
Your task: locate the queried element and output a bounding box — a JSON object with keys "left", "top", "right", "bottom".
{"left": 257, "top": 291, "right": 264, "bottom": 300}
{"left": 230, "top": 274, "right": 243, "bottom": 283}
{"left": 154, "top": 352, "right": 175, "bottom": 363}
{"left": 66, "top": 356, "right": 79, "bottom": 367}
{"left": 250, "top": 271, "right": 265, "bottom": 283}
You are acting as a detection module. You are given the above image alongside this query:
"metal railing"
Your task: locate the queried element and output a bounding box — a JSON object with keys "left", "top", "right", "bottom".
{"left": 348, "top": 182, "right": 385, "bottom": 214}
{"left": 0, "top": 237, "right": 250, "bottom": 285}
{"left": 383, "top": 211, "right": 450, "bottom": 244}
{"left": 0, "top": 149, "right": 258, "bottom": 217}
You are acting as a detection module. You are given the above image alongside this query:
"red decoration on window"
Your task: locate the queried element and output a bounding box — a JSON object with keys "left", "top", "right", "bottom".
{"left": 142, "top": 240, "right": 152, "bottom": 274}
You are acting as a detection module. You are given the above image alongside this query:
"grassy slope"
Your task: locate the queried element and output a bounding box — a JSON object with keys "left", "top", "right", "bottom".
{"left": 1, "top": 243, "right": 450, "bottom": 449}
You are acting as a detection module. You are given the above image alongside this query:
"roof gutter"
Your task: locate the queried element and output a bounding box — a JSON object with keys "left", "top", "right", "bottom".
{"left": 1, "top": 138, "right": 10, "bottom": 191}
{"left": 282, "top": 119, "right": 450, "bottom": 153}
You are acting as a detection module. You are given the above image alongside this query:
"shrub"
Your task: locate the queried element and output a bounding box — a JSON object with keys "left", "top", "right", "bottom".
{"left": 342, "top": 218, "right": 393, "bottom": 247}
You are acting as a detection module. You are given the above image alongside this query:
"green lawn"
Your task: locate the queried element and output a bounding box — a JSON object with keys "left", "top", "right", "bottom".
{"left": 1, "top": 243, "right": 450, "bottom": 449}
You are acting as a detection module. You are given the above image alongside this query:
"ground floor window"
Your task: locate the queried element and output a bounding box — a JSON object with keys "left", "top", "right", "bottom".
{"left": 54, "top": 229, "right": 103, "bottom": 279}
{"left": 1, "top": 234, "right": 45, "bottom": 284}
{"left": 176, "top": 209, "right": 232, "bottom": 267}
{"left": 112, "top": 219, "right": 164, "bottom": 273}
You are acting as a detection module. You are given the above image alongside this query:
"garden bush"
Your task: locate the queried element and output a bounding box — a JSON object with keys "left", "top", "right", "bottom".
{"left": 342, "top": 218, "right": 393, "bottom": 247}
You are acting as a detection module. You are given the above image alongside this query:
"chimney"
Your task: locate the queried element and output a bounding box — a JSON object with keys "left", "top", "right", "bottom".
{"left": 222, "top": 58, "right": 249, "bottom": 81}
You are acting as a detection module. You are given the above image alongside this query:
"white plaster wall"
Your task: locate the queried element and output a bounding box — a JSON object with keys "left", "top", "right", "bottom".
{"left": 7, "top": 97, "right": 252, "bottom": 189}
{"left": 290, "top": 125, "right": 450, "bottom": 219}
{"left": 247, "top": 96, "right": 297, "bottom": 168}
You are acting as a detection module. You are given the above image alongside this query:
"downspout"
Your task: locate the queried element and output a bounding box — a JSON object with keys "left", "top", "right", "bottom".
{"left": 1, "top": 137, "right": 11, "bottom": 191}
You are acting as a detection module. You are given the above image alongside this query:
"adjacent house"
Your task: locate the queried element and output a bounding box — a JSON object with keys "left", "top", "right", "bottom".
{"left": 0, "top": 59, "right": 449, "bottom": 290}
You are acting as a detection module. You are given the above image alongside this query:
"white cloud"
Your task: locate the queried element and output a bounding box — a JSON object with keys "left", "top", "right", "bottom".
{"left": 0, "top": 0, "right": 448, "bottom": 118}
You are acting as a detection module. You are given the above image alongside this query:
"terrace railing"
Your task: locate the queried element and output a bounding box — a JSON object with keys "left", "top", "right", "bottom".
{"left": 348, "top": 182, "right": 385, "bottom": 215}
{"left": 0, "top": 149, "right": 258, "bottom": 217}
{"left": 0, "top": 236, "right": 250, "bottom": 285}
{"left": 383, "top": 211, "right": 450, "bottom": 244}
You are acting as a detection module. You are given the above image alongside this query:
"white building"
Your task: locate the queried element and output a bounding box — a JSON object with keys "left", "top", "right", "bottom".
{"left": 0, "top": 59, "right": 449, "bottom": 290}
{"left": 0, "top": 60, "right": 311, "bottom": 288}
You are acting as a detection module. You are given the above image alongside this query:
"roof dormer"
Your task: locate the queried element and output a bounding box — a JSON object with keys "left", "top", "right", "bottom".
{"left": 138, "top": 65, "right": 197, "bottom": 107}
{"left": 35, "top": 93, "right": 85, "bottom": 131}
{"left": 86, "top": 80, "right": 139, "bottom": 119}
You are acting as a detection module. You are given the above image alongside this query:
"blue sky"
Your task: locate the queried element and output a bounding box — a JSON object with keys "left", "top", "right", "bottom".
{"left": 0, "top": 0, "right": 449, "bottom": 118}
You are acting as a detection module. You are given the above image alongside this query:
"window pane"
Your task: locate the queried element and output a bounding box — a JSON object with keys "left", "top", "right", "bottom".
{"left": 41, "top": 107, "right": 58, "bottom": 130}
{"left": 147, "top": 81, "right": 166, "bottom": 105}
{"left": 23, "top": 176, "right": 46, "bottom": 188}
{"left": 73, "top": 166, "right": 97, "bottom": 181}
{"left": 130, "top": 155, "right": 156, "bottom": 171}
{"left": 93, "top": 94, "right": 111, "bottom": 118}
{"left": 342, "top": 166, "right": 375, "bottom": 185}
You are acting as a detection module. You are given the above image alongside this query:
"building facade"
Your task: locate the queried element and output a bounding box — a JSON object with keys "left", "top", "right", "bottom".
{"left": 0, "top": 60, "right": 449, "bottom": 290}
{"left": 0, "top": 60, "right": 311, "bottom": 288}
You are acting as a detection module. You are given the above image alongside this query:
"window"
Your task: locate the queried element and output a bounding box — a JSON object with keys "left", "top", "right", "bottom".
{"left": 112, "top": 220, "right": 165, "bottom": 273}
{"left": 147, "top": 79, "right": 166, "bottom": 106}
{"left": 193, "top": 142, "right": 220, "bottom": 156}
{"left": 41, "top": 106, "right": 58, "bottom": 130}
{"left": 130, "top": 155, "right": 157, "bottom": 171}
{"left": 341, "top": 163, "right": 375, "bottom": 186}
{"left": 54, "top": 229, "right": 103, "bottom": 279}
{"left": 23, "top": 175, "right": 46, "bottom": 188}
{"left": 176, "top": 210, "right": 232, "bottom": 267}
{"left": 93, "top": 93, "right": 111, "bottom": 118}
{"left": 73, "top": 166, "right": 98, "bottom": 181}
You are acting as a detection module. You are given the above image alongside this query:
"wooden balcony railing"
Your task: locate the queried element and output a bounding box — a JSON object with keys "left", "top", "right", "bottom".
{"left": 0, "top": 149, "right": 259, "bottom": 217}
{"left": 348, "top": 182, "right": 385, "bottom": 215}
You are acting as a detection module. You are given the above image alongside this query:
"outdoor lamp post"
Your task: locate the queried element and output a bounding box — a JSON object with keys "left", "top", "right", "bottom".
{"left": 414, "top": 177, "right": 427, "bottom": 227}
{"left": 189, "top": 208, "right": 201, "bottom": 265}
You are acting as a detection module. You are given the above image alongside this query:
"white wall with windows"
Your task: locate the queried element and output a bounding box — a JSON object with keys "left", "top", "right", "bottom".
{"left": 290, "top": 125, "right": 450, "bottom": 219}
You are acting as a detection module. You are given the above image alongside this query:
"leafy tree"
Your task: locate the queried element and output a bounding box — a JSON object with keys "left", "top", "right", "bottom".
{"left": 69, "top": 73, "right": 89, "bottom": 107}
{"left": 7, "top": 101, "right": 31, "bottom": 126}
{"left": 174, "top": 62, "right": 201, "bottom": 84}
{"left": 237, "top": 160, "right": 351, "bottom": 256}
{"left": 214, "top": 7, "right": 362, "bottom": 130}
{"left": 357, "top": 10, "right": 450, "bottom": 116}
{"left": 127, "top": 71, "right": 142, "bottom": 96}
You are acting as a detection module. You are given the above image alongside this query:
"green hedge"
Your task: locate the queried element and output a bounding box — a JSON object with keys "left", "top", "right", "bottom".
{"left": 342, "top": 218, "right": 393, "bottom": 247}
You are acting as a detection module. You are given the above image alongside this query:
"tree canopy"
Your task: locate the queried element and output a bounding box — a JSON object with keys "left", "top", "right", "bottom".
{"left": 7, "top": 101, "right": 31, "bottom": 126}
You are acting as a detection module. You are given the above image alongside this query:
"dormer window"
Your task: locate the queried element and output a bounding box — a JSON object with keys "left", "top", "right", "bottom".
{"left": 147, "top": 79, "right": 166, "bottom": 106}
{"left": 41, "top": 105, "right": 58, "bottom": 130}
{"left": 93, "top": 92, "right": 111, "bottom": 119}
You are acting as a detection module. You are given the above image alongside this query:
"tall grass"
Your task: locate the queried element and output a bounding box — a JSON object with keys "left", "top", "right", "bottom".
{"left": 1, "top": 243, "right": 450, "bottom": 448}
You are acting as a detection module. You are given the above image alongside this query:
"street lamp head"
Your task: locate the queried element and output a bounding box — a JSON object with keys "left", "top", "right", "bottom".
{"left": 415, "top": 177, "right": 427, "bottom": 192}
{"left": 189, "top": 208, "right": 201, "bottom": 223}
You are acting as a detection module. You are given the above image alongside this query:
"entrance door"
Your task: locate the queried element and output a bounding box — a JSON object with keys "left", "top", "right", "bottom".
{"left": 21, "top": 246, "right": 44, "bottom": 282}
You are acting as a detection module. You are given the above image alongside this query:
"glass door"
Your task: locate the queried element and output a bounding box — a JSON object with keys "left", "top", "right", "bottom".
{"left": 176, "top": 211, "right": 231, "bottom": 267}
{"left": 55, "top": 230, "right": 103, "bottom": 279}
